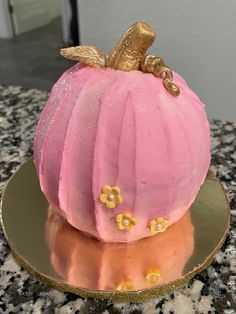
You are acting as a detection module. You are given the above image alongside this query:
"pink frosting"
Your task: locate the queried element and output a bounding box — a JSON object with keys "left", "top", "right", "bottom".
{"left": 34, "top": 63, "right": 211, "bottom": 243}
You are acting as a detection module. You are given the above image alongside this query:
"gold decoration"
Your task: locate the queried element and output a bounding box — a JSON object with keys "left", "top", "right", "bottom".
{"left": 107, "top": 22, "right": 156, "bottom": 71}
{"left": 60, "top": 22, "right": 180, "bottom": 96}
{"left": 145, "top": 268, "right": 162, "bottom": 287}
{"left": 60, "top": 45, "right": 107, "bottom": 68}
{"left": 148, "top": 217, "right": 169, "bottom": 233}
{"left": 141, "top": 55, "right": 180, "bottom": 96}
{"left": 99, "top": 185, "right": 123, "bottom": 209}
{"left": 116, "top": 213, "right": 136, "bottom": 231}
{"left": 116, "top": 280, "right": 134, "bottom": 291}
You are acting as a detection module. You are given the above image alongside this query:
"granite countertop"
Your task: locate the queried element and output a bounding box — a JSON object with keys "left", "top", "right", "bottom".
{"left": 0, "top": 84, "right": 235, "bottom": 314}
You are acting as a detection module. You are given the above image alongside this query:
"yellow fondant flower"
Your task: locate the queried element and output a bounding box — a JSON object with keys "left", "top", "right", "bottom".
{"left": 99, "top": 185, "right": 123, "bottom": 209}
{"left": 148, "top": 217, "right": 169, "bottom": 233}
{"left": 116, "top": 280, "right": 134, "bottom": 291}
{"left": 116, "top": 213, "right": 136, "bottom": 231}
{"left": 145, "top": 268, "right": 162, "bottom": 287}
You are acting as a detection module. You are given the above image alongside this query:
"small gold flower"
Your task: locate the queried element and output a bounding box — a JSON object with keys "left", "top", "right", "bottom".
{"left": 99, "top": 185, "right": 123, "bottom": 209}
{"left": 148, "top": 217, "right": 169, "bottom": 233}
{"left": 116, "top": 280, "right": 134, "bottom": 291}
{"left": 116, "top": 213, "right": 136, "bottom": 231}
{"left": 145, "top": 268, "right": 161, "bottom": 287}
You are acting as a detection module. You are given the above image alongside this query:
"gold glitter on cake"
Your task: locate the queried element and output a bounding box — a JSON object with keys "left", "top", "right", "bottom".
{"left": 148, "top": 217, "right": 169, "bottom": 233}
{"left": 116, "top": 280, "right": 134, "bottom": 291}
{"left": 116, "top": 213, "right": 136, "bottom": 231}
{"left": 145, "top": 268, "right": 162, "bottom": 287}
{"left": 99, "top": 185, "right": 123, "bottom": 209}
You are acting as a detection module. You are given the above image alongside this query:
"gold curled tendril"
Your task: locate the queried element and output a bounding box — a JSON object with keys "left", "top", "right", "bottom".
{"left": 141, "top": 55, "right": 180, "bottom": 96}
{"left": 60, "top": 22, "right": 180, "bottom": 96}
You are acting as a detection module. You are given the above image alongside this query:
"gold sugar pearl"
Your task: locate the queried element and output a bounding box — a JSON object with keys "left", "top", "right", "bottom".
{"left": 107, "top": 193, "right": 115, "bottom": 201}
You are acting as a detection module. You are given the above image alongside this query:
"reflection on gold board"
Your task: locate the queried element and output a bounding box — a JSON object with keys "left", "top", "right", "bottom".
{"left": 0, "top": 158, "right": 230, "bottom": 302}
{"left": 46, "top": 207, "right": 194, "bottom": 291}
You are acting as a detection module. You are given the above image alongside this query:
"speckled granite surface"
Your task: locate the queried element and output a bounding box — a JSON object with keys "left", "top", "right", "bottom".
{"left": 0, "top": 84, "right": 235, "bottom": 314}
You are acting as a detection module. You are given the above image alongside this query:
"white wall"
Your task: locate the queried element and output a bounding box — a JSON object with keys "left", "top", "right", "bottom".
{"left": 12, "top": 0, "right": 50, "bottom": 35}
{"left": 0, "top": 0, "right": 61, "bottom": 38}
{"left": 0, "top": 0, "right": 12, "bottom": 38}
{"left": 78, "top": 0, "right": 236, "bottom": 121}
{"left": 46, "top": 0, "right": 61, "bottom": 20}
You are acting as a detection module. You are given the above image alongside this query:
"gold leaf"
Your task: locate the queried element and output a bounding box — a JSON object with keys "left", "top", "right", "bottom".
{"left": 60, "top": 45, "right": 107, "bottom": 68}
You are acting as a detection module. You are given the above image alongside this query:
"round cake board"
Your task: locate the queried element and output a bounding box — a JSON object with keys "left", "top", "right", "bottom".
{"left": 0, "top": 158, "right": 230, "bottom": 302}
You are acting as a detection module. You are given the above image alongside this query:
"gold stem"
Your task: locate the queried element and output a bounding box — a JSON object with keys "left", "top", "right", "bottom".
{"left": 107, "top": 22, "right": 156, "bottom": 71}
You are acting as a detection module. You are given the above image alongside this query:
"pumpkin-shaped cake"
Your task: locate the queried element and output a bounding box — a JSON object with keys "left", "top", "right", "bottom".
{"left": 34, "top": 22, "right": 210, "bottom": 243}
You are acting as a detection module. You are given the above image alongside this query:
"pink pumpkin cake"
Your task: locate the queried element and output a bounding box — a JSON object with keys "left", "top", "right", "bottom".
{"left": 34, "top": 22, "right": 211, "bottom": 243}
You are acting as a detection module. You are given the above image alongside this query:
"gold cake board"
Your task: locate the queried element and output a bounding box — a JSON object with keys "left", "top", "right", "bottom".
{"left": 0, "top": 158, "right": 230, "bottom": 302}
